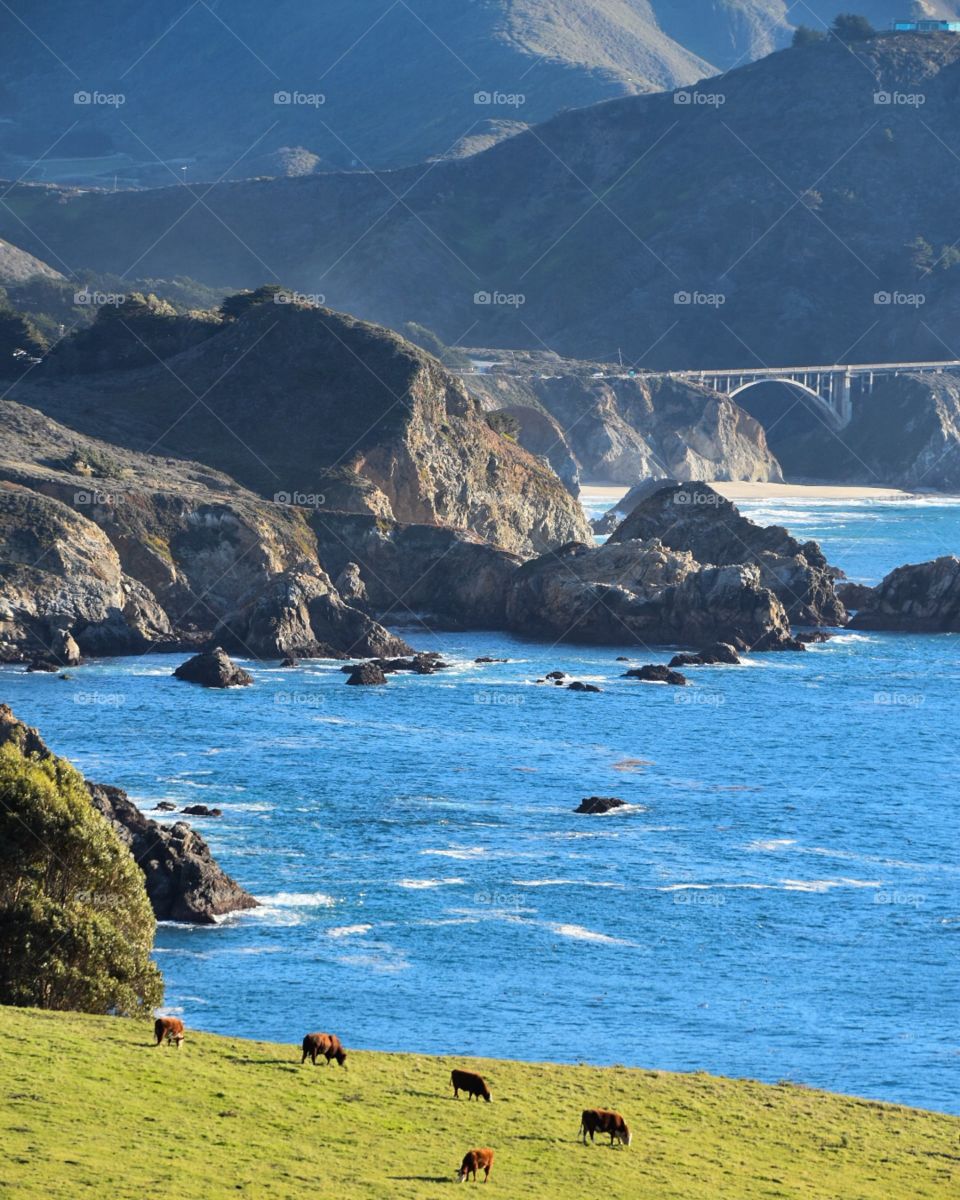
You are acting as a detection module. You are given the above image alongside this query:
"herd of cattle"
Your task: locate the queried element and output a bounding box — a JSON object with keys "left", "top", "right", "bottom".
{"left": 153, "top": 1018, "right": 631, "bottom": 1182}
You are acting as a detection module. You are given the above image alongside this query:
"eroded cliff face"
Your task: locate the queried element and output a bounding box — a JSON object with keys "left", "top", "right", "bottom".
{"left": 466, "top": 359, "right": 783, "bottom": 485}
{"left": 0, "top": 399, "right": 406, "bottom": 663}
{"left": 11, "top": 298, "right": 590, "bottom": 557}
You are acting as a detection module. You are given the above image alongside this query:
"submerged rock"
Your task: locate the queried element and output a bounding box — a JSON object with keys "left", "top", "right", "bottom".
{"left": 567, "top": 680, "right": 602, "bottom": 692}
{"left": 669, "top": 641, "right": 741, "bottom": 667}
{"left": 154, "top": 801, "right": 178, "bottom": 812}
{"left": 849, "top": 556, "right": 960, "bottom": 632}
{"left": 575, "top": 796, "right": 627, "bottom": 814}
{"left": 181, "top": 804, "right": 222, "bottom": 818}
{"left": 624, "top": 664, "right": 688, "bottom": 685}
{"left": 174, "top": 647, "right": 253, "bottom": 689}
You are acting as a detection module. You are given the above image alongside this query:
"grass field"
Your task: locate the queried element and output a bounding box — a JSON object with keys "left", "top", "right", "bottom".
{"left": 0, "top": 1007, "right": 957, "bottom": 1199}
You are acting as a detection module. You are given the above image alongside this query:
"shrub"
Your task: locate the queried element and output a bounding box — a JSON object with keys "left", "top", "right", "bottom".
{"left": 0, "top": 743, "right": 163, "bottom": 1015}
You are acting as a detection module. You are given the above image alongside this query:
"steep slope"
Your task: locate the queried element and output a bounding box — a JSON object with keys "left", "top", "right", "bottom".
{"left": 7, "top": 293, "right": 590, "bottom": 555}
{"left": 9, "top": 32, "right": 960, "bottom": 373}
{"left": 0, "top": 238, "right": 62, "bottom": 284}
{"left": 0, "top": 1, "right": 712, "bottom": 186}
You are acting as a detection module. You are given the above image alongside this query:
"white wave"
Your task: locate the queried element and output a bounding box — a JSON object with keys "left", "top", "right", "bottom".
{"left": 257, "top": 891, "right": 337, "bottom": 907}
{"left": 658, "top": 882, "right": 771, "bottom": 891}
{"left": 781, "top": 878, "right": 881, "bottom": 892}
{"left": 421, "top": 848, "right": 486, "bottom": 860}
{"left": 550, "top": 923, "right": 636, "bottom": 946}
{"left": 397, "top": 877, "right": 466, "bottom": 889}
{"left": 826, "top": 633, "right": 877, "bottom": 644}
{"left": 746, "top": 838, "right": 797, "bottom": 852}
{"left": 413, "top": 917, "right": 480, "bottom": 927}
{"left": 326, "top": 924, "right": 372, "bottom": 938}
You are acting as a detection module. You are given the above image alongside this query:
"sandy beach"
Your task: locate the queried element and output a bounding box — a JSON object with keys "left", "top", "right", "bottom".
{"left": 580, "top": 480, "right": 917, "bottom": 508}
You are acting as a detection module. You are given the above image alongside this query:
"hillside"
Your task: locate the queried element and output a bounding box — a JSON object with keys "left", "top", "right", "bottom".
{"left": 8, "top": 32, "right": 960, "bottom": 368}
{"left": 0, "top": 1007, "right": 956, "bottom": 1199}
{"left": 0, "top": 1, "right": 713, "bottom": 186}
{"left": 5, "top": 292, "right": 590, "bottom": 556}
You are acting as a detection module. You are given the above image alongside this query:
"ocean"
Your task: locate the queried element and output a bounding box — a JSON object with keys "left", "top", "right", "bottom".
{"left": 3, "top": 494, "right": 958, "bottom": 1112}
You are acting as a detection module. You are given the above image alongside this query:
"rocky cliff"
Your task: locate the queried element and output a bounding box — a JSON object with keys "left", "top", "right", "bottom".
{"left": 849, "top": 556, "right": 960, "bottom": 632}
{"left": 11, "top": 295, "right": 590, "bottom": 557}
{"left": 0, "top": 704, "right": 254, "bottom": 923}
{"left": 0, "top": 398, "right": 406, "bottom": 663}
{"left": 467, "top": 358, "right": 782, "bottom": 484}
{"left": 607, "top": 482, "right": 846, "bottom": 625}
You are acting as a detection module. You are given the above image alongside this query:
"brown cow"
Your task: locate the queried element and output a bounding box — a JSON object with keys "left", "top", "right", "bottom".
{"left": 457, "top": 1147, "right": 494, "bottom": 1183}
{"left": 451, "top": 1068, "right": 491, "bottom": 1102}
{"left": 154, "top": 1016, "right": 184, "bottom": 1048}
{"left": 301, "top": 1032, "right": 348, "bottom": 1069}
{"left": 579, "top": 1108, "right": 631, "bottom": 1146}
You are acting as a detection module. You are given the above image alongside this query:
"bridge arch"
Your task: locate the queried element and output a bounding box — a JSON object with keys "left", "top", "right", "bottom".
{"left": 725, "top": 377, "right": 843, "bottom": 429}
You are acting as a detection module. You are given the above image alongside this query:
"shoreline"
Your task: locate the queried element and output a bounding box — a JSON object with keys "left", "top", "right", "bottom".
{"left": 580, "top": 480, "right": 925, "bottom": 505}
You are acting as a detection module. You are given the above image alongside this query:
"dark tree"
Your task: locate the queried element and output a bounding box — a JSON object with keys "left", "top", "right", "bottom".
{"left": 830, "top": 14, "right": 875, "bottom": 41}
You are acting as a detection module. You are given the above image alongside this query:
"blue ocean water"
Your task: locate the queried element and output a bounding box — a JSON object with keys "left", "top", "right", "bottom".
{"left": 3, "top": 496, "right": 958, "bottom": 1113}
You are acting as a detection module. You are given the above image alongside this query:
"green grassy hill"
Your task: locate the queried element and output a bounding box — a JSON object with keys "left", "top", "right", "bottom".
{"left": 0, "top": 1007, "right": 956, "bottom": 1199}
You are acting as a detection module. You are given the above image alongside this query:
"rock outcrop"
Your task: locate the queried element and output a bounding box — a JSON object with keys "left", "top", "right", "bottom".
{"left": 669, "top": 642, "right": 741, "bottom": 667}
{"left": 575, "top": 796, "right": 627, "bottom": 814}
{"left": 0, "top": 398, "right": 404, "bottom": 663}
{"left": 10, "top": 297, "right": 591, "bottom": 557}
{"left": 849, "top": 556, "right": 960, "bottom": 632}
{"left": 345, "top": 662, "right": 387, "bottom": 685}
{"left": 608, "top": 482, "right": 846, "bottom": 626}
{"left": 89, "top": 784, "right": 256, "bottom": 923}
{"left": 0, "top": 704, "right": 255, "bottom": 923}
{"left": 505, "top": 538, "right": 798, "bottom": 649}
{"left": 173, "top": 647, "right": 253, "bottom": 688}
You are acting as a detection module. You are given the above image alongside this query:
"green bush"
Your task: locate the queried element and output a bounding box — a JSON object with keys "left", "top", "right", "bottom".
{"left": 0, "top": 744, "right": 162, "bottom": 1015}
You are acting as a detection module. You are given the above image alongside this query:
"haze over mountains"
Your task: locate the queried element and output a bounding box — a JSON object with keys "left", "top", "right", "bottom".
{"left": 2, "top": 2, "right": 953, "bottom": 186}
{"left": 6, "top": 30, "right": 960, "bottom": 370}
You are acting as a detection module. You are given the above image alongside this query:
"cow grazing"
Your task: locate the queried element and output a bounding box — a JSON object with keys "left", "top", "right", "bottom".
{"left": 457, "top": 1147, "right": 494, "bottom": 1183}
{"left": 451, "top": 1068, "right": 491, "bottom": 1102}
{"left": 154, "top": 1017, "right": 184, "bottom": 1048}
{"left": 579, "top": 1108, "right": 631, "bottom": 1146}
{"left": 301, "top": 1032, "right": 348, "bottom": 1069}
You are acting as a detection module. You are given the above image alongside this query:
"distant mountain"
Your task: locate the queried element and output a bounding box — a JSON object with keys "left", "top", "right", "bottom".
{"left": 0, "top": 0, "right": 712, "bottom": 186}
{"left": 7, "top": 30, "right": 960, "bottom": 368}
{"left": 5, "top": 2, "right": 951, "bottom": 188}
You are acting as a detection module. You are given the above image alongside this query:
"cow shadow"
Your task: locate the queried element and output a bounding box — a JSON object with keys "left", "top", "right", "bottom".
{"left": 390, "top": 1176, "right": 450, "bottom": 1184}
